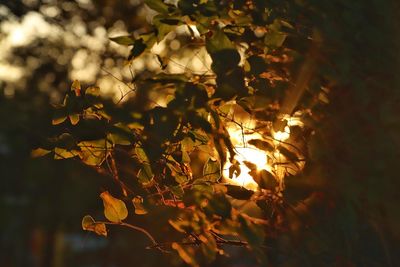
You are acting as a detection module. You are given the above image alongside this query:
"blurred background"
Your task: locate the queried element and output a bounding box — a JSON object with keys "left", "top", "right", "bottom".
{"left": 0, "top": 1, "right": 167, "bottom": 266}
{"left": 1, "top": 0, "right": 400, "bottom": 267}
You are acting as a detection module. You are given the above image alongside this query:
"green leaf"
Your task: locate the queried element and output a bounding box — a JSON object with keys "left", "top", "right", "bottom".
{"left": 203, "top": 157, "right": 221, "bottom": 182}
{"left": 107, "top": 125, "right": 134, "bottom": 146}
{"left": 169, "top": 185, "right": 185, "bottom": 198}
{"left": 264, "top": 31, "right": 286, "bottom": 48}
{"left": 128, "top": 39, "right": 147, "bottom": 60}
{"left": 100, "top": 191, "right": 128, "bottom": 223}
{"left": 206, "top": 29, "right": 235, "bottom": 54}
{"left": 82, "top": 215, "right": 107, "bottom": 236}
{"left": 144, "top": 0, "right": 169, "bottom": 14}
{"left": 134, "top": 147, "right": 150, "bottom": 163}
{"left": 78, "top": 139, "right": 112, "bottom": 166}
{"left": 110, "top": 35, "right": 135, "bottom": 46}
{"left": 153, "top": 15, "right": 181, "bottom": 41}
{"left": 138, "top": 164, "right": 154, "bottom": 184}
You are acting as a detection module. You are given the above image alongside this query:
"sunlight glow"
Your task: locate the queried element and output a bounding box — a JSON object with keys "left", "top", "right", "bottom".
{"left": 223, "top": 112, "right": 305, "bottom": 191}
{"left": 223, "top": 121, "right": 271, "bottom": 191}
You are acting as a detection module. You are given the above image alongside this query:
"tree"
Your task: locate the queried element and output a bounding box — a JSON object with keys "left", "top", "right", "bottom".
{"left": 33, "top": 0, "right": 400, "bottom": 266}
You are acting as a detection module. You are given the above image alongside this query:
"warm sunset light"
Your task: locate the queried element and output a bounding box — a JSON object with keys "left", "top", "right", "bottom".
{"left": 223, "top": 121, "right": 272, "bottom": 191}
{"left": 223, "top": 113, "right": 305, "bottom": 191}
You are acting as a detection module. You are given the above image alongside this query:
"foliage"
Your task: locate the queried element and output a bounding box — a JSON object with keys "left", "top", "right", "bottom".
{"left": 31, "top": 0, "right": 400, "bottom": 266}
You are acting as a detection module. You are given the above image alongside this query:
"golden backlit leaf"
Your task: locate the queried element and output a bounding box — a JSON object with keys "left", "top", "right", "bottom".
{"left": 71, "top": 80, "right": 81, "bottom": 96}
{"left": 81, "top": 215, "right": 107, "bottom": 237}
{"left": 132, "top": 196, "right": 147, "bottom": 215}
{"left": 54, "top": 147, "right": 79, "bottom": 159}
{"left": 52, "top": 109, "right": 67, "bottom": 125}
{"left": 69, "top": 114, "right": 80, "bottom": 125}
{"left": 31, "top": 148, "right": 51, "bottom": 158}
{"left": 100, "top": 191, "right": 128, "bottom": 223}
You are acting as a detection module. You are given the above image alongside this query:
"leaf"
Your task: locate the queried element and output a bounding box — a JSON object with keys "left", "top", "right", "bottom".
{"left": 78, "top": 139, "right": 112, "bottom": 166}
{"left": 82, "top": 215, "right": 107, "bottom": 237}
{"left": 238, "top": 215, "right": 265, "bottom": 247}
{"left": 226, "top": 184, "right": 254, "bottom": 200}
{"left": 248, "top": 139, "right": 274, "bottom": 151}
{"left": 54, "top": 147, "right": 79, "bottom": 159}
{"left": 110, "top": 35, "right": 135, "bottom": 46}
{"left": 247, "top": 55, "right": 268, "bottom": 76}
{"left": 251, "top": 169, "right": 278, "bottom": 190}
{"left": 85, "top": 86, "right": 100, "bottom": 97}
{"left": 128, "top": 39, "right": 147, "bottom": 60}
{"left": 172, "top": 242, "right": 199, "bottom": 267}
{"left": 107, "top": 125, "right": 134, "bottom": 145}
{"left": 243, "top": 160, "right": 257, "bottom": 170}
{"left": 31, "top": 148, "right": 51, "bottom": 158}
{"left": 132, "top": 196, "right": 148, "bottom": 215}
{"left": 153, "top": 14, "right": 180, "bottom": 42}
{"left": 206, "top": 29, "right": 235, "bottom": 54}
{"left": 138, "top": 164, "right": 154, "bottom": 184}
{"left": 144, "top": 0, "right": 169, "bottom": 14}
{"left": 69, "top": 113, "right": 80, "bottom": 125}
{"left": 134, "top": 147, "right": 149, "bottom": 163}
{"left": 199, "top": 232, "right": 217, "bottom": 263}
{"left": 169, "top": 185, "right": 184, "bottom": 198}
{"left": 52, "top": 108, "right": 67, "bottom": 125}
{"left": 264, "top": 31, "right": 286, "bottom": 48}
{"left": 203, "top": 157, "right": 221, "bottom": 182}
{"left": 277, "top": 145, "right": 299, "bottom": 162}
{"left": 71, "top": 80, "right": 81, "bottom": 96}
{"left": 228, "top": 161, "right": 241, "bottom": 178}
{"left": 205, "top": 194, "right": 232, "bottom": 219}
{"left": 100, "top": 191, "right": 128, "bottom": 223}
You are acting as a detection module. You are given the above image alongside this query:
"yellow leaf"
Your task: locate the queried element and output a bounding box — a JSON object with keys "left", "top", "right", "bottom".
{"left": 31, "top": 148, "right": 51, "bottom": 158}
{"left": 132, "top": 196, "right": 147, "bottom": 215}
{"left": 54, "top": 147, "right": 79, "bottom": 159}
{"left": 69, "top": 114, "right": 80, "bottom": 125}
{"left": 52, "top": 115, "right": 67, "bottom": 125}
{"left": 71, "top": 80, "right": 81, "bottom": 96}
{"left": 100, "top": 191, "right": 128, "bottom": 222}
{"left": 81, "top": 215, "right": 107, "bottom": 237}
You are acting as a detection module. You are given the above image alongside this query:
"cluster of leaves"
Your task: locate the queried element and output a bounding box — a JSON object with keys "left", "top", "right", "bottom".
{"left": 33, "top": 0, "right": 328, "bottom": 265}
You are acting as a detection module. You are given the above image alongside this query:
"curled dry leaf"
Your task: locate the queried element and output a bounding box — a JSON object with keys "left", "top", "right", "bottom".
{"left": 132, "top": 196, "right": 148, "bottom": 215}
{"left": 100, "top": 191, "right": 128, "bottom": 223}
{"left": 81, "top": 215, "right": 107, "bottom": 237}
